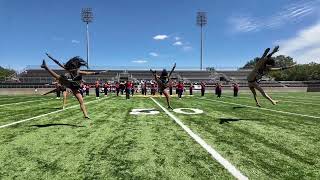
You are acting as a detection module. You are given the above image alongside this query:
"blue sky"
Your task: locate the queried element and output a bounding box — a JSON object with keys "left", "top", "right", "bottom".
{"left": 1, "top": 0, "right": 320, "bottom": 70}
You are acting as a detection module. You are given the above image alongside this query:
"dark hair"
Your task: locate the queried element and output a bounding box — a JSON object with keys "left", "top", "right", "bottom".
{"left": 64, "top": 56, "right": 87, "bottom": 70}
{"left": 161, "top": 69, "right": 168, "bottom": 77}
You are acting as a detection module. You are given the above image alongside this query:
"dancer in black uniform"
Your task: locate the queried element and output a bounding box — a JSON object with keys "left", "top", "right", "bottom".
{"left": 42, "top": 54, "right": 104, "bottom": 118}
{"left": 150, "top": 63, "right": 176, "bottom": 109}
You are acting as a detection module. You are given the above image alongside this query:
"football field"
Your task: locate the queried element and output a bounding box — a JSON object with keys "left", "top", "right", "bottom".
{"left": 0, "top": 92, "right": 319, "bottom": 179}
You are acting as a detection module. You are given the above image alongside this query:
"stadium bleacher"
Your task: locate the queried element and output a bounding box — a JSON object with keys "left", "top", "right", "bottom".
{"left": 1, "top": 67, "right": 319, "bottom": 89}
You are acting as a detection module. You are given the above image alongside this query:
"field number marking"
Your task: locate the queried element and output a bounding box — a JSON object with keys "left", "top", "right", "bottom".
{"left": 130, "top": 108, "right": 204, "bottom": 115}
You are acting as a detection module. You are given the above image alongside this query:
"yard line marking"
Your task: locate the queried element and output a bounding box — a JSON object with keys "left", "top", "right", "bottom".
{"left": 273, "top": 95, "right": 320, "bottom": 102}
{"left": 150, "top": 97, "right": 248, "bottom": 180}
{"left": 0, "top": 98, "right": 104, "bottom": 129}
{"left": 200, "top": 97, "right": 320, "bottom": 119}
{"left": 0, "top": 98, "right": 54, "bottom": 107}
{"left": 224, "top": 95, "right": 320, "bottom": 106}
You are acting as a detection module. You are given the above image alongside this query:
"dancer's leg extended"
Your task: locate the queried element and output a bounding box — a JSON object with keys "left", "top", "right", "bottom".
{"left": 163, "top": 89, "right": 172, "bottom": 109}
{"left": 62, "top": 91, "right": 67, "bottom": 109}
{"left": 41, "top": 60, "right": 60, "bottom": 80}
{"left": 248, "top": 82, "right": 261, "bottom": 107}
{"left": 254, "top": 82, "right": 278, "bottom": 105}
{"left": 73, "top": 90, "right": 89, "bottom": 118}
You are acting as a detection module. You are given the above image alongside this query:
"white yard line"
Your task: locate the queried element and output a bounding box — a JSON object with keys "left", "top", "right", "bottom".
{"left": 0, "top": 98, "right": 103, "bottom": 129}
{"left": 273, "top": 95, "right": 320, "bottom": 102}
{"left": 224, "top": 95, "right": 320, "bottom": 106}
{"left": 200, "top": 98, "right": 320, "bottom": 119}
{"left": 150, "top": 97, "right": 248, "bottom": 180}
{"left": 0, "top": 98, "right": 54, "bottom": 107}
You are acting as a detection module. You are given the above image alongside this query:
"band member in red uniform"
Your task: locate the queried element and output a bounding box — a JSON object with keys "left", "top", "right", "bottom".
{"left": 200, "top": 81, "right": 206, "bottom": 96}
{"left": 115, "top": 82, "right": 120, "bottom": 96}
{"left": 125, "top": 81, "right": 132, "bottom": 99}
{"left": 150, "top": 82, "right": 156, "bottom": 95}
{"left": 189, "top": 83, "right": 194, "bottom": 95}
{"left": 85, "top": 84, "right": 89, "bottom": 96}
{"left": 55, "top": 82, "right": 61, "bottom": 99}
{"left": 177, "top": 81, "right": 184, "bottom": 99}
{"left": 232, "top": 83, "right": 239, "bottom": 97}
{"left": 95, "top": 80, "right": 100, "bottom": 99}
{"left": 216, "top": 82, "right": 222, "bottom": 98}
{"left": 104, "top": 82, "right": 109, "bottom": 96}
{"left": 80, "top": 82, "right": 84, "bottom": 97}
{"left": 142, "top": 81, "right": 147, "bottom": 96}
{"left": 119, "top": 82, "right": 125, "bottom": 95}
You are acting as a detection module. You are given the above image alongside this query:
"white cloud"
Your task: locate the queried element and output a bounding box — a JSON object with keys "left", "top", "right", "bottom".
{"left": 173, "top": 41, "right": 183, "bottom": 46}
{"left": 277, "top": 21, "right": 320, "bottom": 63}
{"left": 228, "top": 16, "right": 259, "bottom": 32}
{"left": 182, "top": 46, "right": 192, "bottom": 51}
{"left": 71, "top": 40, "right": 80, "bottom": 44}
{"left": 175, "top": 36, "right": 181, "bottom": 41}
{"left": 229, "top": 0, "right": 319, "bottom": 33}
{"left": 149, "top": 52, "right": 159, "bottom": 57}
{"left": 153, "top": 35, "right": 168, "bottom": 40}
{"left": 132, "top": 60, "right": 148, "bottom": 64}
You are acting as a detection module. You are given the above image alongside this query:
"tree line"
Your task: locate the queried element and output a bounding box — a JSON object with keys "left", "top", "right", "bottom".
{"left": 0, "top": 66, "right": 15, "bottom": 81}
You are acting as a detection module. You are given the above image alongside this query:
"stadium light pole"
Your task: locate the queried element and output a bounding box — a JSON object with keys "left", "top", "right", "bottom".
{"left": 197, "top": 11, "right": 207, "bottom": 70}
{"left": 81, "top": 8, "right": 93, "bottom": 69}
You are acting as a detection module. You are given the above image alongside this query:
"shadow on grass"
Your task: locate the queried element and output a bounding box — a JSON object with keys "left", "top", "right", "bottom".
{"left": 232, "top": 106, "right": 247, "bottom": 109}
{"left": 219, "top": 118, "right": 265, "bottom": 124}
{"left": 31, "top": 123, "right": 85, "bottom": 128}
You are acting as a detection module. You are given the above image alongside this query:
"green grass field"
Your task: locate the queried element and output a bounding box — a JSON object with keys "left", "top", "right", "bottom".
{"left": 0, "top": 91, "right": 319, "bottom": 179}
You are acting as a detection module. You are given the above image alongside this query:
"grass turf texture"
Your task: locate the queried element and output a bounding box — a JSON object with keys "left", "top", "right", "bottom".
{"left": 0, "top": 92, "right": 319, "bottom": 179}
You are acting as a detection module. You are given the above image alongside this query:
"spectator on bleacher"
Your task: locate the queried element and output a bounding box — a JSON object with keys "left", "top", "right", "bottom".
{"left": 201, "top": 81, "right": 206, "bottom": 96}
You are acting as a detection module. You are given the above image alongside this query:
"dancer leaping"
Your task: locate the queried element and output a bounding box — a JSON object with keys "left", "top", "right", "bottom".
{"left": 150, "top": 63, "right": 176, "bottom": 109}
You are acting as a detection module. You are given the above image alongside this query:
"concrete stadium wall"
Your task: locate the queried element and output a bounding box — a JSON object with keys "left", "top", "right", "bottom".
{"left": 0, "top": 88, "right": 54, "bottom": 95}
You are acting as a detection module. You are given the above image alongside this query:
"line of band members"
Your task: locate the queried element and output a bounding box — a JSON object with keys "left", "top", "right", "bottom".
{"left": 55, "top": 80, "right": 240, "bottom": 98}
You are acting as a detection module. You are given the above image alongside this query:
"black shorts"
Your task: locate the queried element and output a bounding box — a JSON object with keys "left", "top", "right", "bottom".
{"left": 59, "top": 75, "right": 81, "bottom": 92}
